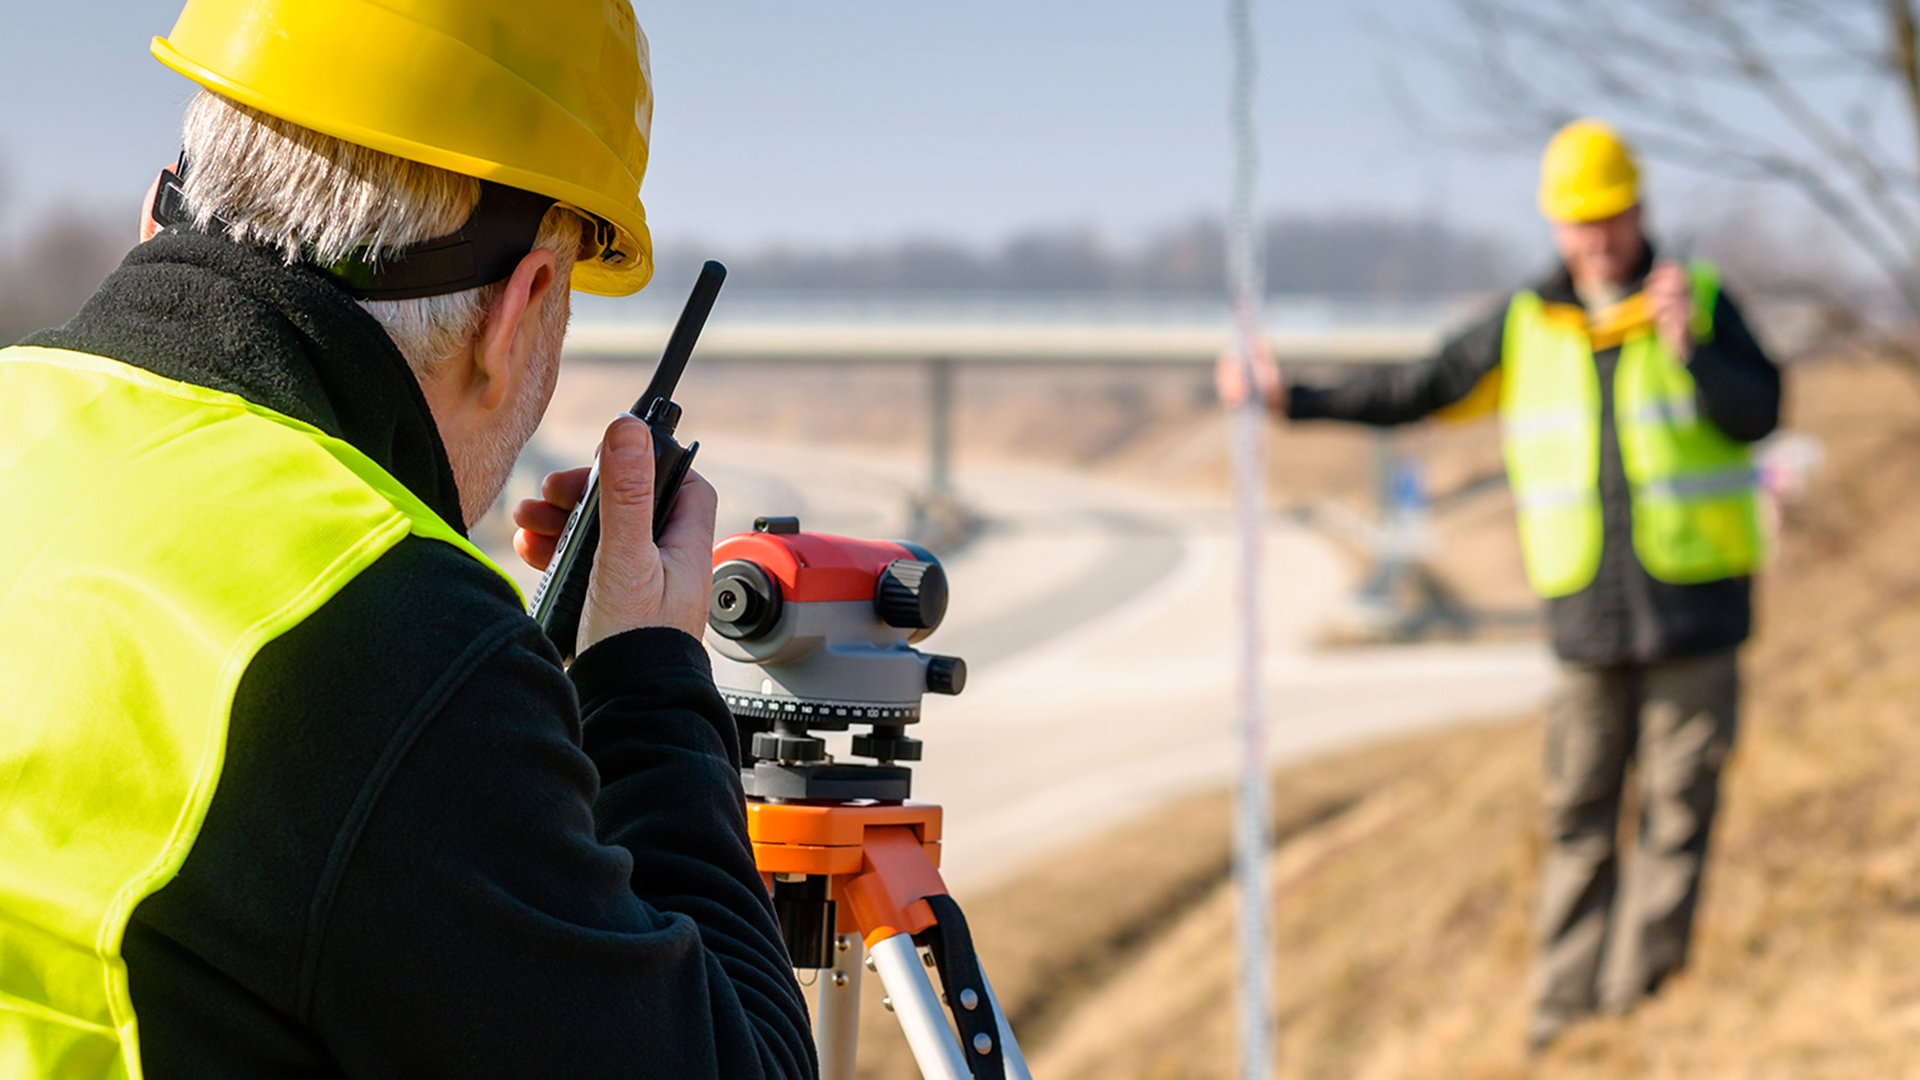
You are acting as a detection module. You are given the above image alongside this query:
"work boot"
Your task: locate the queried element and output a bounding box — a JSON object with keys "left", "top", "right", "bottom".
{"left": 1526, "top": 1007, "right": 1589, "bottom": 1057}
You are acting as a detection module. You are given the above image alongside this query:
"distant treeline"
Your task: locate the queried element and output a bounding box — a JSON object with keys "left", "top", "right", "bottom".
{"left": 0, "top": 210, "right": 1517, "bottom": 344}
{"left": 0, "top": 210, "right": 132, "bottom": 345}
{"left": 650, "top": 216, "right": 1518, "bottom": 297}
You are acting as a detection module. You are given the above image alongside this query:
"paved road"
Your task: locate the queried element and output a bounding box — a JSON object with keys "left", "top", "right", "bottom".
{"left": 494, "top": 429, "right": 1558, "bottom": 890}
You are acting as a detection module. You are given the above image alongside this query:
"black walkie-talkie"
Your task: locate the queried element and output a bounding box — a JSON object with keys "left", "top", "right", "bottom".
{"left": 529, "top": 260, "right": 726, "bottom": 662}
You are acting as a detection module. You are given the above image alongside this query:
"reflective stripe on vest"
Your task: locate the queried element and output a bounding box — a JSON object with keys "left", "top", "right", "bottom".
{"left": 1498, "top": 262, "right": 1764, "bottom": 598}
{"left": 0, "top": 346, "right": 517, "bottom": 1078}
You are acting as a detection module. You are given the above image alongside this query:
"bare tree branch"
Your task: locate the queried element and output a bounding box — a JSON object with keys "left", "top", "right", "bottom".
{"left": 1692, "top": 3, "right": 1920, "bottom": 260}
{"left": 1415, "top": 0, "right": 1920, "bottom": 341}
{"left": 1886, "top": 0, "right": 1920, "bottom": 171}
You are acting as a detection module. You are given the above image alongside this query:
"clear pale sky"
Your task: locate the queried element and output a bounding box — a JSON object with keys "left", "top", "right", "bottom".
{"left": 3, "top": 1, "right": 1732, "bottom": 258}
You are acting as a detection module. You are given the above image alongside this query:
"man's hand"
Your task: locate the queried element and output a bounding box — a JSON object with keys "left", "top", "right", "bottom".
{"left": 1647, "top": 260, "right": 1695, "bottom": 363}
{"left": 1215, "top": 341, "right": 1283, "bottom": 412}
{"left": 512, "top": 415, "right": 717, "bottom": 648}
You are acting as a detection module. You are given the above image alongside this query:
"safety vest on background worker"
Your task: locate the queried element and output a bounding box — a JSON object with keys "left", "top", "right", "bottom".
{"left": 0, "top": 346, "right": 515, "bottom": 1078}
{"left": 1500, "top": 261, "right": 1765, "bottom": 598}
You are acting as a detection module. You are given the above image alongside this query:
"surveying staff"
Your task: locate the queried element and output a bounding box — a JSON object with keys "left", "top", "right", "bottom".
{"left": 1220, "top": 120, "right": 1781, "bottom": 1049}
{"left": 0, "top": 3, "right": 815, "bottom": 1077}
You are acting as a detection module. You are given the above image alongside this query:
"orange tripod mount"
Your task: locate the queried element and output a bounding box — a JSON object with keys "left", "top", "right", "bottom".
{"left": 748, "top": 799, "right": 1030, "bottom": 1080}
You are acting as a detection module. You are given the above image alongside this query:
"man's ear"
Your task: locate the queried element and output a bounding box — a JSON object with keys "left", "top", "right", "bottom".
{"left": 471, "top": 246, "right": 559, "bottom": 411}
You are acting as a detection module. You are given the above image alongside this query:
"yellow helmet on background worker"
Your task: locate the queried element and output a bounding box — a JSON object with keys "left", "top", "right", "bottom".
{"left": 1538, "top": 119, "right": 1640, "bottom": 224}
{"left": 151, "top": 0, "right": 655, "bottom": 296}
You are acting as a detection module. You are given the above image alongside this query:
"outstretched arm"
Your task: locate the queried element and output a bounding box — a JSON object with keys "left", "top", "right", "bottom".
{"left": 1285, "top": 303, "right": 1507, "bottom": 427}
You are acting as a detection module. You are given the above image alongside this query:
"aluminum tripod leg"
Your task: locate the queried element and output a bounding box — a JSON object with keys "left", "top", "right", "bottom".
{"left": 814, "top": 934, "right": 863, "bottom": 1080}
{"left": 870, "top": 932, "right": 974, "bottom": 1080}
{"left": 980, "top": 969, "right": 1032, "bottom": 1080}
{"left": 868, "top": 931, "right": 1035, "bottom": 1080}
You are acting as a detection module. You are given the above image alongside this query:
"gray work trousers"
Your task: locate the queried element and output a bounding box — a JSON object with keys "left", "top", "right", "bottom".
{"left": 1529, "top": 649, "right": 1739, "bottom": 1037}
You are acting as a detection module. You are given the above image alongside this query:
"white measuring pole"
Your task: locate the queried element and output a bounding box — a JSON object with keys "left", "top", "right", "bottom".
{"left": 1225, "top": 1, "right": 1275, "bottom": 1079}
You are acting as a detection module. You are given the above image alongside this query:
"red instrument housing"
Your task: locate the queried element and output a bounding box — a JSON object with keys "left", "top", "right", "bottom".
{"left": 711, "top": 532, "right": 919, "bottom": 604}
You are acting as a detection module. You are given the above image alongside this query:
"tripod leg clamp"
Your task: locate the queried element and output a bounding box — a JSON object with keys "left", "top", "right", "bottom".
{"left": 917, "top": 894, "right": 1007, "bottom": 1080}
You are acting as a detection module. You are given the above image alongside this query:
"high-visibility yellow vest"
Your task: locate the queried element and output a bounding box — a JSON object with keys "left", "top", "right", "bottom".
{"left": 0, "top": 345, "right": 516, "bottom": 1078}
{"left": 1499, "top": 262, "right": 1764, "bottom": 598}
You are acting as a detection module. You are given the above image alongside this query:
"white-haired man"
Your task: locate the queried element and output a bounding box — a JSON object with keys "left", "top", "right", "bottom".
{"left": 0, "top": 3, "right": 814, "bottom": 1077}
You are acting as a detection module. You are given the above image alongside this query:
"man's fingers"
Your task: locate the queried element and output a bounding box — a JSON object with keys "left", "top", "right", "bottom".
{"left": 514, "top": 529, "right": 558, "bottom": 571}
{"left": 657, "top": 470, "right": 719, "bottom": 556}
{"left": 1215, "top": 350, "right": 1247, "bottom": 405}
{"left": 592, "top": 414, "right": 657, "bottom": 588}
{"left": 512, "top": 497, "right": 573, "bottom": 537}
{"left": 1217, "top": 346, "right": 1281, "bottom": 410}
{"left": 1647, "top": 262, "right": 1688, "bottom": 297}
{"left": 541, "top": 466, "right": 593, "bottom": 510}
{"left": 655, "top": 471, "right": 721, "bottom": 641}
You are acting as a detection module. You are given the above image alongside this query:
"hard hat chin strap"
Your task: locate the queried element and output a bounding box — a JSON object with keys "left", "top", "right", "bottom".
{"left": 151, "top": 154, "right": 609, "bottom": 301}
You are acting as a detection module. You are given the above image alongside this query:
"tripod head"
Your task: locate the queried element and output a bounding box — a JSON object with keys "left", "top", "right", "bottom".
{"left": 707, "top": 516, "right": 966, "bottom": 802}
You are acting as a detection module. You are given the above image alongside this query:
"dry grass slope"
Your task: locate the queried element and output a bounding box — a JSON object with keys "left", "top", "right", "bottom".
{"left": 853, "top": 357, "right": 1920, "bottom": 1078}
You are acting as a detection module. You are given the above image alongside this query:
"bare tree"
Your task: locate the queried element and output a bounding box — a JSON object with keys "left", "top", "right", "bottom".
{"left": 1399, "top": 0, "right": 1920, "bottom": 368}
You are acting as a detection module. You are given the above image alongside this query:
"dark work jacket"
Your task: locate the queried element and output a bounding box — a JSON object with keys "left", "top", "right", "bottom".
{"left": 1285, "top": 246, "right": 1782, "bottom": 665}
{"left": 22, "top": 229, "right": 816, "bottom": 1079}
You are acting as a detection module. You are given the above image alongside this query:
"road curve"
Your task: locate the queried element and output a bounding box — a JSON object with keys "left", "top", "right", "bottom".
{"left": 492, "top": 430, "right": 1558, "bottom": 890}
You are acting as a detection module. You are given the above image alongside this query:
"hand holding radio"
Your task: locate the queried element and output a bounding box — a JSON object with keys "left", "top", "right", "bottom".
{"left": 516, "top": 417, "right": 717, "bottom": 648}
{"left": 522, "top": 260, "right": 726, "bottom": 661}
{"left": 591, "top": 417, "right": 717, "bottom": 647}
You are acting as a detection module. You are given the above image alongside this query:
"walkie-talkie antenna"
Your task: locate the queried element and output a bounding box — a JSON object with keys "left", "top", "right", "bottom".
{"left": 638, "top": 260, "right": 726, "bottom": 412}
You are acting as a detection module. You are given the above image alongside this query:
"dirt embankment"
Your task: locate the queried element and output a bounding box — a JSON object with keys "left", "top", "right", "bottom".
{"left": 845, "top": 356, "right": 1920, "bottom": 1078}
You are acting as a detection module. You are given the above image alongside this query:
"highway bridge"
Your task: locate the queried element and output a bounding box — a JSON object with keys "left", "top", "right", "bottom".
{"left": 563, "top": 292, "right": 1461, "bottom": 367}
{"left": 562, "top": 293, "right": 1471, "bottom": 500}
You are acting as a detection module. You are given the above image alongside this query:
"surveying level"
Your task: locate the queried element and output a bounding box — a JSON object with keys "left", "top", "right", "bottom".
{"left": 708, "top": 517, "right": 1032, "bottom": 1080}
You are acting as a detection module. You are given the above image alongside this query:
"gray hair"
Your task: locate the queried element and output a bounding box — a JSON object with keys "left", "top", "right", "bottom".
{"left": 179, "top": 90, "right": 585, "bottom": 374}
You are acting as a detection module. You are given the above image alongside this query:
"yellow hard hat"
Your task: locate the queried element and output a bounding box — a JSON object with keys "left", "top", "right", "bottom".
{"left": 152, "top": 0, "right": 654, "bottom": 296}
{"left": 1537, "top": 119, "right": 1640, "bottom": 224}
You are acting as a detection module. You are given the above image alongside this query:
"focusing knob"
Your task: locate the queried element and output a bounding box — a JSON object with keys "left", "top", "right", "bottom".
{"left": 875, "top": 559, "right": 949, "bottom": 631}
{"left": 709, "top": 560, "right": 783, "bottom": 640}
{"left": 925, "top": 655, "right": 967, "bottom": 696}
{"left": 853, "top": 726, "right": 924, "bottom": 763}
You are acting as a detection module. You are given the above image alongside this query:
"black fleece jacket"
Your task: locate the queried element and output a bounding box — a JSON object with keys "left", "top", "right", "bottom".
{"left": 24, "top": 230, "right": 816, "bottom": 1079}
{"left": 1286, "top": 247, "right": 1781, "bottom": 665}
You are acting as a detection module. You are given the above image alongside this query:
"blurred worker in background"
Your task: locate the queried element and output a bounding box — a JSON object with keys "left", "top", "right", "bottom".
{"left": 1221, "top": 119, "right": 1781, "bottom": 1050}
{"left": 0, "top": 2, "right": 813, "bottom": 1077}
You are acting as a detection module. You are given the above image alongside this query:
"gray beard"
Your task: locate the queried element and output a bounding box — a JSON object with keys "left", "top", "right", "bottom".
{"left": 455, "top": 378, "right": 549, "bottom": 528}
{"left": 453, "top": 294, "right": 569, "bottom": 529}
